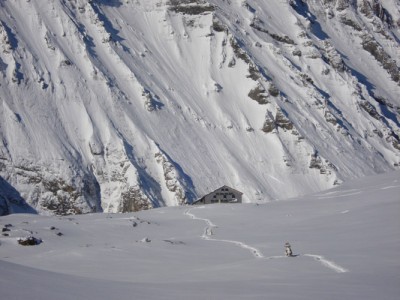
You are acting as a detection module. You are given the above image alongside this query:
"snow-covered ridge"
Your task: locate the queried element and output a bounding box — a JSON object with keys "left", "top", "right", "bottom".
{"left": 0, "top": 0, "right": 399, "bottom": 215}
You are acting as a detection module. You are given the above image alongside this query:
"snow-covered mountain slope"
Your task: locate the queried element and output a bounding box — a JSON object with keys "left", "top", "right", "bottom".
{"left": 0, "top": 0, "right": 399, "bottom": 215}
{"left": 1, "top": 171, "right": 399, "bottom": 300}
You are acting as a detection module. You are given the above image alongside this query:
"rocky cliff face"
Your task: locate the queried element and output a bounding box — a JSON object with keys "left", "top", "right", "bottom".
{"left": 0, "top": 0, "right": 399, "bottom": 215}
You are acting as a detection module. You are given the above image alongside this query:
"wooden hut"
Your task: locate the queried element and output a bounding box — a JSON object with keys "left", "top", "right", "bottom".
{"left": 193, "top": 185, "right": 243, "bottom": 205}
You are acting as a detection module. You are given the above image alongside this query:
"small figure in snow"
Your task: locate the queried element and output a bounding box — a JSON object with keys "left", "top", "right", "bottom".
{"left": 206, "top": 227, "right": 213, "bottom": 236}
{"left": 285, "top": 242, "right": 293, "bottom": 257}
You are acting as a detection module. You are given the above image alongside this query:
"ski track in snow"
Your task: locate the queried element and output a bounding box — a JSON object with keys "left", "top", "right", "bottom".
{"left": 303, "top": 254, "right": 349, "bottom": 273}
{"left": 380, "top": 185, "right": 400, "bottom": 190}
{"left": 184, "top": 207, "right": 264, "bottom": 258}
{"left": 185, "top": 207, "right": 349, "bottom": 273}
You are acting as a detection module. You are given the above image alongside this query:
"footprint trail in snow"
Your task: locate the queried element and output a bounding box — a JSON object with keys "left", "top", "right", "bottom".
{"left": 185, "top": 207, "right": 349, "bottom": 273}
{"left": 185, "top": 207, "right": 264, "bottom": 258}
{"left": 303, "top": 254, "right": 349, "bottom": 273}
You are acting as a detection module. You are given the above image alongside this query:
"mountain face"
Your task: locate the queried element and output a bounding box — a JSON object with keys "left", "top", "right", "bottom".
{"left": 0, "top": 0, "right": 399, "bottom": 215}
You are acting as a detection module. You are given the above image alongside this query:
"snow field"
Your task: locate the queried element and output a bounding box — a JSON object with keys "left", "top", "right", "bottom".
{"left": 1, "top": 171, "right": 399, "bottom": 299}
{"left": 186, "top": 206, "right": 348, "bottom": 272}
{"left": 1, "top": 0, "right": 400, "bottom": 214}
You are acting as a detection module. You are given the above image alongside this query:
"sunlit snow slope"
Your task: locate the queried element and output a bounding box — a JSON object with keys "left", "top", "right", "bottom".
{"left": 0, "top": 0, "right": 399, "bottom": 214}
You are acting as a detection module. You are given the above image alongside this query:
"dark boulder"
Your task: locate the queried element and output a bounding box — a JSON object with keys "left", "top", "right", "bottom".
{"left": 18, "top": 236, "right": 42, "bottom": 246}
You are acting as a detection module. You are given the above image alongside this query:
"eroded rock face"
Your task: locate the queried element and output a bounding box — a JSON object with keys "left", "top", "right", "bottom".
{"left": 361, "top": 34, "right": 399, "bottom": 83}
{"left": 0, "top": 162, "right": 100, "bottom": 216}
{"left": 39, "top": 176, "right": 100, "bottom": 215}
{"left": 324, "top": 110, "right": 338, "bottom": 126}
{"left": 275, "top": 109, "right": 294, "bottom": 131}
{"left": 154, "top": 148, "right": 196, "bottom": 206}
{"left": 0, "top": 0, "right": 398, "bottom": 215}
{"left": 250, "top": 17, "right": 295, "bottom": 44}
{"left": 309, "top": 151, "right": 337, "bottom": 175}
{"left": 359, "top": 0, "right": 393, "bottom": 27}
{"left": 120, "top": 187, "right": 152, "bottom": 212}
{"left": 386, "top": 132, "right": 400, "bottom": 151}
{"left": 261, "top": 109, "right": 296, "bottom": 133}
{"left": 310, "top": 0, "right": 395, "bottom": 29}
{"left": 0, "top": 22, "right": 13, "bottom": 53}
{"left": 335, "top": 0, "right": 352, "bottom": 11}
{"left": 142, "top": 88, "right": 163, "bottom": 112}
{"left": 322, "top": 41, "right": 346, "bottom": 72}
{"left": 262, "top": 111, "right": 275, "bottom": 133}
{"left": 168, "top": 0, "right": 214, "bottom": 15}
{"left": 248, "top": 84, "right": 269, "bottom": 105}
{"left": 359, "top": 100, "right": 382, "bottom": 120}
